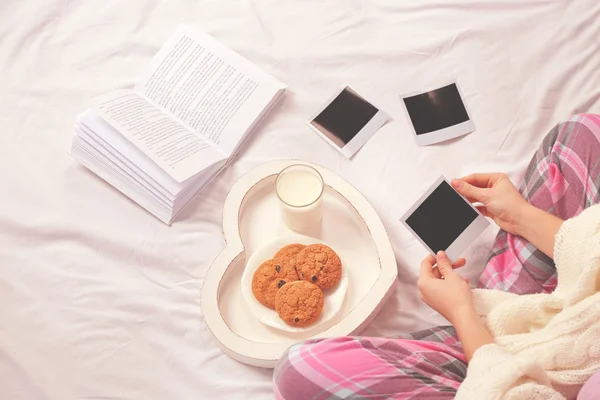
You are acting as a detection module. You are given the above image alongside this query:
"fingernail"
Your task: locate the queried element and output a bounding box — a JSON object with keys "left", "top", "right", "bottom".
{"left": 437, "top": 251, "right": 444, "bottom": 257}
{"left": 451, "top": 179, "right": 461, "bottom": 188}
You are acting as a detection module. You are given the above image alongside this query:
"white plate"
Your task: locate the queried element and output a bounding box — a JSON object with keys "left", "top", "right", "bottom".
{"left": 241, "top": 235, "right": 349, "bottom": 332}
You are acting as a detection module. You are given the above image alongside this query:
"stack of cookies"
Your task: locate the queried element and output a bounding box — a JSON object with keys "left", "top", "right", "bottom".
{"left": 251, "top": 243, "right": 343, "bottom": 327}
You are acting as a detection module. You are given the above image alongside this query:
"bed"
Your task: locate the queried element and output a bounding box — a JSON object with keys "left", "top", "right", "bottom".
{"left": 1, "top": 0, "right": 599, "bottom": 398}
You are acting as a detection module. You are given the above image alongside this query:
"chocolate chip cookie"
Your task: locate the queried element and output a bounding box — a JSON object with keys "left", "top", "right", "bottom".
{"left": 252, "top": 258, "right": 299, "bottom": 309}
{"left": 275, "top": 280, "right": 324, "bottom": 327}
{"left": 274, "top": 243, "right": 306, "bottom": 261}
{"left": 295, "top": 244, "right": 342, "bottom": 290}
{"left": 273, "top": 243, "right": 306, "bottom": 271}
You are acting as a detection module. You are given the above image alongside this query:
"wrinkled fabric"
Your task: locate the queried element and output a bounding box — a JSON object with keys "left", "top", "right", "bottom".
{"left": 1, "top": 1, "right": 599, "bottom": 399}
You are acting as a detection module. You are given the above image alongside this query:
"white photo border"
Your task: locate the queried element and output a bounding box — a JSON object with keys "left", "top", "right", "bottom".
{"left": 307, "top": 85, "right": 389, "bottom": 158}
{"left": 400, "top": 176, "right": 490, "bottom": 262}
{"left": 400, "top": 80, "right": 475, "bottom": 147}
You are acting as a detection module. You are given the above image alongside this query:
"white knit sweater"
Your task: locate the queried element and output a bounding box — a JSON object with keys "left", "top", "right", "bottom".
{"left": 456, "top": 205, "right": 600, "bottom": 400}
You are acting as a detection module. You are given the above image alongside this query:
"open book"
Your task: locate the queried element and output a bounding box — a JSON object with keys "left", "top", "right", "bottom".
{"left": 70, "top": 25, "right": 286, "bottom": 224}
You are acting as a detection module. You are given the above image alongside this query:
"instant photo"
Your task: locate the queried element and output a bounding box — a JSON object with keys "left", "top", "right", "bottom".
{"left": 401, "top": 82, "right": 475, "bottom": 146}
{"left": 308, "top": 86, "right": 389, "bottom": 158}
{"left": 401, "top": 177, "right": 489, "bottom": 261}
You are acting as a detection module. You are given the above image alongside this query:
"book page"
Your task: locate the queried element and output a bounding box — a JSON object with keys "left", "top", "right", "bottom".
{"left": 78, "top": 110, "right": 186, "bottom": 197}
{"left": 134, "top": 26, "right": 285, "bottom": 156}
{"left": 92, "top": 89, "right": 225, "bottom": 183}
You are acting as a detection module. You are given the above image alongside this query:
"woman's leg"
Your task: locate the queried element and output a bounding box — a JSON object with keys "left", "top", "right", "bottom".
{"left": 274, "top": 114, "right": 600, "bottom": 399}
{"left": 274, "top": 327, "right": 466, "bottom": 400}
{"left": 479, "top": 114, "right": 600, "bottom": 294}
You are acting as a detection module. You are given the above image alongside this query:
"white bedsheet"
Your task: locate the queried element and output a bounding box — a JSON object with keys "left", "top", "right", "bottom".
{"left": 1, "top": 1, "right": 599, "bottom": 398}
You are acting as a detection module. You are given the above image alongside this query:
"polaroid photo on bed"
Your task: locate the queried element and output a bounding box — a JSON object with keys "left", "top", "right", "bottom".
{"left": 308, "top": 86, "right": 389, "bottom": 158}
{"left": 401, "top": 81, "right": 475, "bottom": 147}
{"left": 400, "top": 176, "right": 489, "bottom": 262}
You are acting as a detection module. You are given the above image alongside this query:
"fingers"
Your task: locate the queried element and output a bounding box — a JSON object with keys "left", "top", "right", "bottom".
{"left": 451, "top": 178, "right": 488, "bottom": 203}
{"left": 419, "top": 255, "right": 436, "bottom": 278}
{"left": 459, "top": 173, "right": 503, "bottom": 188}
{"left": 436, "top": 251, "right": 454, "bottom": 278}
{"left": 452, "top": 258, "right": 467, "bottom": 268}
{"left": 424, "top": 254, "right": 466, "bottom": 279}
{"left": 476, "top": 206, "right": 490, "bottom": 218}
{"left": 432, "top": 257, "right": 466, "bottom": 278}
{"left": 464, "top": 195, "right": 479, "bottom": 204}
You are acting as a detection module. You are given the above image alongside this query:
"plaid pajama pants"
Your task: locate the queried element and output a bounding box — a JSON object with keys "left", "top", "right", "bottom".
{"left": 273, "top": 114, "right": 600, "bottom": 400}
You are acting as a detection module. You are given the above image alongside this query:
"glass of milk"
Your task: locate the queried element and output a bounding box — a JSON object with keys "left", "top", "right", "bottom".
{"left": 276, "top": 164, "right": 324, "bottom": 233}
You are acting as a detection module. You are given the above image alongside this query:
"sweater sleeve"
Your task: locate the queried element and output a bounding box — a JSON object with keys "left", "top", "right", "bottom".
{"left": 455, "top": 344, "right": 565, "bottom": 400}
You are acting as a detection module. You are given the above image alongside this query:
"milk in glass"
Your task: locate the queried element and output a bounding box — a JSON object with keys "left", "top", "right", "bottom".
{"left": 276, "top": 165, "right": 324, "bottom": 232}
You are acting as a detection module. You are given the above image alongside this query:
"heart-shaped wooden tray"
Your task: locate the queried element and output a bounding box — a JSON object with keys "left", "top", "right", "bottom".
{"left": 201, "top": 160, "right": 397, "bottom": 368}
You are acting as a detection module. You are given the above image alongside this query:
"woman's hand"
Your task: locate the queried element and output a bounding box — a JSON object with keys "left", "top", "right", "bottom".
{"left": 451, "top": 173, "right": 530, "bottom": 236}
{"left": 419, "top": 252, "right": 494, "bottom": 361}
{"left": 418, "top": 251, "right": 474, "bottom": 325}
